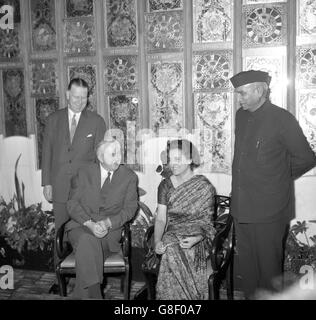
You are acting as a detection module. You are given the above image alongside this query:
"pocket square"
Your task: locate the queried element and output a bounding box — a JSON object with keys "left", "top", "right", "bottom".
{"left": 86, "top": 134, "right": 93, "bottom": 138}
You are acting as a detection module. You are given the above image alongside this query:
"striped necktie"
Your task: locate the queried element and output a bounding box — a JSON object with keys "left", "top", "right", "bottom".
{"left": 70, "top": 114, "right": 77, "bottom": 143}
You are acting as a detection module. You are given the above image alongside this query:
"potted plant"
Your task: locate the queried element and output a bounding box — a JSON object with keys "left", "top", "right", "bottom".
{"left": 284, "top": 220, "right": 316, "bottom": 282}
{"left": 0, "top": 155, "right": 54, "bottom": 271}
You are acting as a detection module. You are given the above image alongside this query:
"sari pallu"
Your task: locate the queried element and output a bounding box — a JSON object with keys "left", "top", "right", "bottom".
{"left": 156, "top": 175, "right": 216, "bottom": 300}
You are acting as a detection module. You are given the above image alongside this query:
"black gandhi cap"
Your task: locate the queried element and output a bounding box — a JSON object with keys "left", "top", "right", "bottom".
{"left": 230, "top": 70, "right": 271, "bottom": 88}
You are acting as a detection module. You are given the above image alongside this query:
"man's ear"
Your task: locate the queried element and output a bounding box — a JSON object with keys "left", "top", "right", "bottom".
{"left": 66, "top": 90, "right": 70, "bottom": 100}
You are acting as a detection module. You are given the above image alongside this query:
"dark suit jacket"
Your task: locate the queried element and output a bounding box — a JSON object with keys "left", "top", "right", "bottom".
{"left": 41, "top": 108, "right": 106, "bottom": 203}
{"left": 231, "top": 101, "right": 316, "bottom": 223}
{"left": 66, "top": 163, "right": 138, "bottom": 252}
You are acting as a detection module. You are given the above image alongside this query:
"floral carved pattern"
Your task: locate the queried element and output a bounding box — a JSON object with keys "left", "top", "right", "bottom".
{"left": 245, "top": 55, "right": 285, "bottom": 108}
{"left": 194, "top": 0, "right": 233, "bottom": 43}
{"left": 299, "top": 0, "right": 316, "bottom": 36}
{"left": 0, "top": 28, "right": 20, "bottom": 59}
{"left": 193, "top": 51, "right": 232, "bottom": 91}
{"left": 243, "top": 4, "right": 286, "bottom": 47}
{"left": 148, "top": 0, "right": 183, "bottom": 12}
{"left": 106, "top": 0, "right": 137, "bottom": 47}
{"left": 195, "top": 92, "right": 232, "bottom": 174}
{"left": 30, "top": 61, "right": 58, "bottom": 97}
{"left": 109, "top": 95, "right": 141, "bottom": 171}
{"left": 298, "top": 47, "right": 316, "bottom": 89}
{"left": 31, "top": 0, "right": 56, "bottom": 52}
{"left": 149, "top": 62, "right": 184, "bottom": 132}
{"left": 146, "top": 12, "right": 183, "bottom": 52}
{"left": 35, "top": 98, "right": 59, "bottom": 169}
{"left": 66, "top": 0, "right": 93, "bottom": 17}
{"left": 298, "top": 92, "right": 316, "bottom": 155}
{"left": 104, "top": 56, "right": 137, "bottom": 93}
{"left": 64, "top": 20, "right": 95, "bottom": 55}
{"left": 2, "top": 69, "right": 27, "bottom": 137}
{"left": 68, "top": 64, "right": 97, "bottom": 112}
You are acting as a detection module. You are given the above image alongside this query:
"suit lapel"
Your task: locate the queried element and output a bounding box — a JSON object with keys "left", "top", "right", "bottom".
{"left": 110, "top": 165, "right": 122, "bottom": 186}
{"left": 62, "top": 109, "right": 71, "bottom": 146}
{"left": 94, "top": 163, "right": 102, "bottom": 209}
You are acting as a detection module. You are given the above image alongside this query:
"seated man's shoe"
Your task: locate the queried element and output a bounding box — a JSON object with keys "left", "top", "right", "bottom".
{"left": 49, "top": 283, "right": 60, "bottom": 295}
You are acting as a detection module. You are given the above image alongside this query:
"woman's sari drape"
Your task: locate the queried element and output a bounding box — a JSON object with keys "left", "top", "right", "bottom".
{"left": 156, "top": 175, "right": 216, "bottom": 300}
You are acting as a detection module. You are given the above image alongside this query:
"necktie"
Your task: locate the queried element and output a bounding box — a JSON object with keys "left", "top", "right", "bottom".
{"left": 70, "top": 114, "right": 77, "bottom": 143}
{"left": 102, "top": 172, "right": 112, "bottom": 189}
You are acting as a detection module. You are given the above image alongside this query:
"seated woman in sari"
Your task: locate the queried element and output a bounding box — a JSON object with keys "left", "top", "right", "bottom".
{"left": 154, "top": 139, "right": 216, "bottom": 300}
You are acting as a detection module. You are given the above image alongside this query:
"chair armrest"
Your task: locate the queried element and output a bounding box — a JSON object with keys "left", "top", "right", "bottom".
{"left": 210, "top": 214, "right": 234, "bottom": 274}
{"left": 121, "top": 222, "right": 131, "bottom": 258}
{"left": 55, "top": 220, "right": 72, "bottom": 260}
{"left": 143, "top": 225, "right": 154, "bottom": 254}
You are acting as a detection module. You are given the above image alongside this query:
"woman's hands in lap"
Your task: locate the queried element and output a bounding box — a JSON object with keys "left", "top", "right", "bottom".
{"left": 155, "top": 241, "right": 167, "bottom": 254}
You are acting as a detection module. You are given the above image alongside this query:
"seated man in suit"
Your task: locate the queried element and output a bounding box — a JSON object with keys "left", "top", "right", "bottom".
{"left": 66, "top": 137, "right": 138, "bottom": 299}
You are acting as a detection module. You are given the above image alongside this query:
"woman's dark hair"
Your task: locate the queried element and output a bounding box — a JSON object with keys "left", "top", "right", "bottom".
{"left": 166, "top": 139, "right": 201, "bottom": 170}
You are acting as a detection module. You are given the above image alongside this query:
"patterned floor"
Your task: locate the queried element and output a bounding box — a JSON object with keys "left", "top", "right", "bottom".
{"left": 0, "top": 269, "right": 146, "bottom": 300}
{"left": 0, "top": 269, "right": 245, "bottom": 300}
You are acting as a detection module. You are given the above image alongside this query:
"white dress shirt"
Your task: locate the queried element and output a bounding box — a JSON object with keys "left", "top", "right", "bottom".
{"left": 68, "top": 108, "right": 82, "bottom": 131}
{"left": 100, "top": 164, "right": 112, "bottom": 187}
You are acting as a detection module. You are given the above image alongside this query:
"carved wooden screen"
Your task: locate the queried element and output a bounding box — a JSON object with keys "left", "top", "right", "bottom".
{"left": 0, "top": 0, "right": 314, "bottom": 174}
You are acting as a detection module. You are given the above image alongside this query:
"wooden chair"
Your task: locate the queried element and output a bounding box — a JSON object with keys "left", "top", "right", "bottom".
{"left": 208, "top": 195, "right": 235, "bottom": 300}
{"left": 55, "top": 220, "right": 131, "bottom": 299}
{"left": 142, "top": 224, "right": 158, "bottom": 300}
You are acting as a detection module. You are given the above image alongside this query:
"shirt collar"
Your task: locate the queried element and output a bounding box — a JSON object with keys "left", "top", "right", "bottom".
{"left": 68, "top": 108, "right": 82, "bottom": 122}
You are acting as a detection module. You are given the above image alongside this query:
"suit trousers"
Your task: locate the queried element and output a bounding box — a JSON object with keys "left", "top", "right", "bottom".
{"left": 234, "top": 218, "right": 289, "bottom": 299}
{"left": 67, "top": 226, "right": 111, "bottom": 299}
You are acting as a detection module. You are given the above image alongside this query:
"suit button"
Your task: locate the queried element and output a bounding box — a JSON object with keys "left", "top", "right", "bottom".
{"left": 68, "top": 148, "right": 71, "bottom": 152}
{"left": 69, "top": 160, "right": 72, "bottom": 164}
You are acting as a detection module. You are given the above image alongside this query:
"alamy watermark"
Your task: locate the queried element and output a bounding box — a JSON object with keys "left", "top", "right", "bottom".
{"left": 0, "top": 265, "right": 14, "bottom": 290}
{"left": 299, "top": 265, "right": 315, "bottom": 290}
{"left": 0, "top": 5, "right": 14, "bottom": 31}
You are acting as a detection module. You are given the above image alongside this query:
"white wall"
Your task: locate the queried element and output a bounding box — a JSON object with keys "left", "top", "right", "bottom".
{"left": 0, "top": 134, "right": 315, "bottom": 226}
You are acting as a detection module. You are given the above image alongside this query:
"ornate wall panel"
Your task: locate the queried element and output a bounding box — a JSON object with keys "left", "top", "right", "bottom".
{"left": 2, "top": 69, "right": 27, "bottom": 137}
{"left": 298, "top": 0, "right": 316, "bottom": 38}
{"left": 30, "top": 60, "right": 58, "bottom": 97}
{"left": 297, "top": 47, "right": 316, "bottom": 89}
{"left": 245, "top": 54, "right": 286, "bottom": 108}
{"left": 104, "top": 56, "right": 138, "bottom": 93}
{"left": 149, "top": 61, "right": 184, "bottom": 132}
{"left": 64, "top": 19, "right": 96, "bottom": 55}
{"left": 193, "top": 51, "right": 233, "bottom": 91}
{"left": 298, "top": 91, "right": 316, "bottom": 155}
{"left": 243, "top": 3, "right": 287, "bottom": 48}
{"left": 105, "top": 0, "right": 137, "bottom": 48}
{"left": 68, "top": 64, "right": 97, "bottom": 111}
{"left": 146, "top": 11, "right": 183, "bottom": 52}
{"left": 148, "top": 0, "right": 183, "bottom": 12}
{"left": 0, "top": 27, "right": 20, "bottom": 60}
{"left": 195, "top": 92, "right": 232, "bottom": 174}
{"left": 193, "top": 0, "right": 233, "bottom": 44}
{"left": 30, "top": 0, "right": 56, "bottom": 52}
{"left": 66, "top": 0, "right": 94, "bottom": 18}
{"left": 35, "top": 98, "right": 59, "bottom": 169}
{"left": 243, "top": 0, "right": 287, "bottom": 4}
{"left": 108, "top": 94, "right": 141, "bottom": 171}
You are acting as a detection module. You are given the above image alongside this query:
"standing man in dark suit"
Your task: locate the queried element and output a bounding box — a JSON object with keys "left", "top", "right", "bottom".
{"left": 230, "top": 70, "right": 316, "bottom": 299}
{"left": 66, "top": 138, "right": 138, "bottom": 299}
{"left": 41, "top": 78, "right": 106, "bottom": 285}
